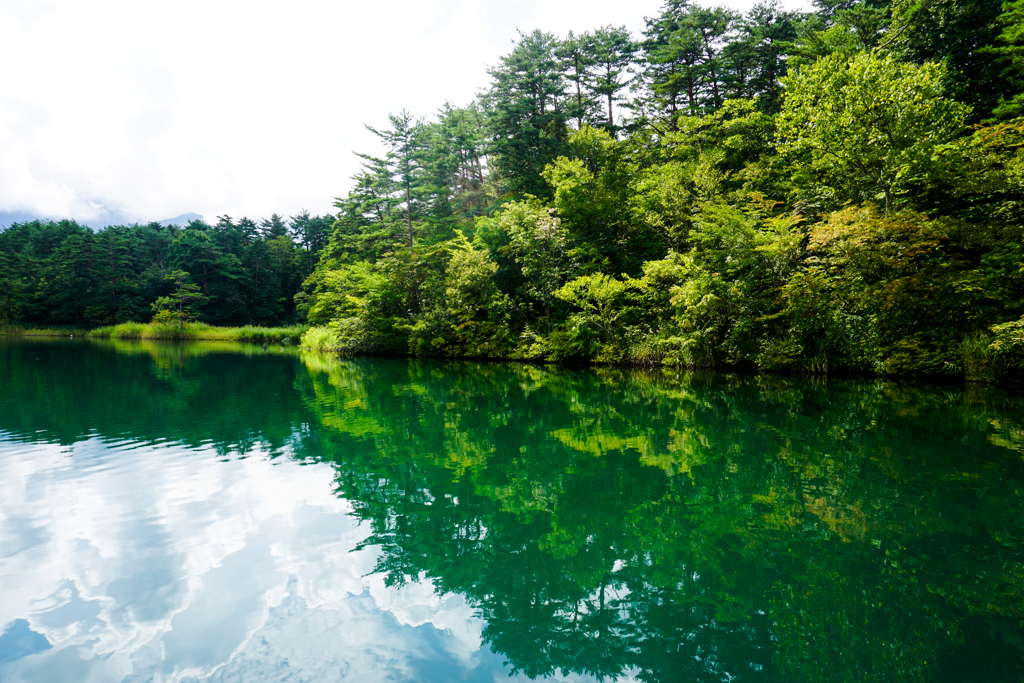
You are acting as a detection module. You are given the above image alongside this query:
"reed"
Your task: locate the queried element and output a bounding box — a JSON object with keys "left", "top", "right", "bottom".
{"left": 0, "top": 325, "right": 90, "bottom": 336}
{"left": 299, "top": 325, "right": 344, "bottom": 352}
{"left": 88, "top": 322, "right": 308, "bottom": 344}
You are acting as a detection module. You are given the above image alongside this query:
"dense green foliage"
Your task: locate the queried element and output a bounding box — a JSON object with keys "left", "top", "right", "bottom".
{"left": 4, "top": 0, "right": 1024, "bottom": 378}
{"left": 0, "top": 212, "right": 333, "bottom": 328}
{"left": 301, "top": 0, "right": 1024, "bottom": 379}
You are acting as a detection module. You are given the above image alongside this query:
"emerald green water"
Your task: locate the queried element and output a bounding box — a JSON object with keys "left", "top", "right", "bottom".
{"left": 1, "top": 338, "right": 1022, "bottom": 682}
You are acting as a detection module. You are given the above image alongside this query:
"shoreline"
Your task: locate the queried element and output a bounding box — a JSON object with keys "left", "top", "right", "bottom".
{"left": 1, "top": 323, "right": 306, "bottom": 345}
{"left": 5, "top": 324, "right": 1019, "bottom": 385}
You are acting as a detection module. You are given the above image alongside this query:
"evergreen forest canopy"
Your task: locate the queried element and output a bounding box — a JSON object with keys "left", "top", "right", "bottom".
{"left": 0, "top": 212, "right": 333, "bottom": 328}
{"left": 4, "top": 0, "right": 1024, "bottom": 378}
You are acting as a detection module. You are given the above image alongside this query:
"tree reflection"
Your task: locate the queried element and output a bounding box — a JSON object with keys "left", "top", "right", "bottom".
{"left": 298, "top": 355, "right": 1024, "bottom": 682}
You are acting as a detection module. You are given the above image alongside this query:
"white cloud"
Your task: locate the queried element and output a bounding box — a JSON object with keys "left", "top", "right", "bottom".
{"left": 0, "top": 0, "right": 806, "bottom": 225}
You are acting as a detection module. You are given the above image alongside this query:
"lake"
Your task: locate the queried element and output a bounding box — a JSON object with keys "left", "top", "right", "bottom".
{"left": 0, "top": 337, "right": 1022, "bottom": 682}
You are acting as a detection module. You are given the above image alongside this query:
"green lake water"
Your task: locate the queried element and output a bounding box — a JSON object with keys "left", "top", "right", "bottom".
{"left": 0, "top": 337, "right": 1022, "bottom": 682}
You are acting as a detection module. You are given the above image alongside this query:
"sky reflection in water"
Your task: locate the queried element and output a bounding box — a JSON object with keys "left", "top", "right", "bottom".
{"left": 0, "top": 436, "right": 552, "bottom": 683}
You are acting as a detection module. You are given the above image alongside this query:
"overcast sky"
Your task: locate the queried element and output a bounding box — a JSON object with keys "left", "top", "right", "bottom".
{"left": 0, "top": 0, "right": 808, "bottom": 226}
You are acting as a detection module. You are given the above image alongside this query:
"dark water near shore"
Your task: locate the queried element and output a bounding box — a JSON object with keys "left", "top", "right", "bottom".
{"left": 1, "top": 337, "right": 1022, "bottom": 682}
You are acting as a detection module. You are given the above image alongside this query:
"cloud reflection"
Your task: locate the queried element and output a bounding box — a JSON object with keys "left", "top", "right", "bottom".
{"left": 0, "top": 434, "right": 605, "bottom": 682}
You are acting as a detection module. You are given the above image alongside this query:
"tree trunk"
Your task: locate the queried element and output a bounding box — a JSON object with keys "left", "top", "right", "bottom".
{"left": 702, "top": 32, "right": 721, "bottom": 107}
{"left": 405, "top": 179, "right": 413, "bottom": 248}
{"left": 404, "top": 157, "right": 413, "bottom": 248}
{"left": 576, "top": 55, "right": 585, "bottom": 130}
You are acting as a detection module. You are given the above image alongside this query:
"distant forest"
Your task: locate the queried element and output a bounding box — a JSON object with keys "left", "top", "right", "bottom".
{"left": 3, "top": 0, "right": 1024, "bottom": 378}
{"left": 0, "top": 213, "right": 333, "bottom": 327}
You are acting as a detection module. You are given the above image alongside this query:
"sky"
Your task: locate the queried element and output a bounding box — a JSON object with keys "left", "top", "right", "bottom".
{"left": 0, "top": 0, "right": 808, "bottom": 227}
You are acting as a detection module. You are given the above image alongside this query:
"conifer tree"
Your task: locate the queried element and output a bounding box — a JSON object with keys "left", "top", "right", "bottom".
{"left": 557, "top": 31, "right": 600, "bottom": 130}
{"left": 151, "top": 269, "right": 208, "bottom": 324}
{"left": 260, "top": 213, "right": 290, "bottom": 239}
{"left": 485, "top": 29, "right": 569, "bottom": 197}
{"left": 637, "top": 0, "right": 705, "bottom": 127}
{"left": 364, "top": 110, "right": 429, "bottom": 248}
{"left": 588, "top": 26, "right": 638, "bottom": 132}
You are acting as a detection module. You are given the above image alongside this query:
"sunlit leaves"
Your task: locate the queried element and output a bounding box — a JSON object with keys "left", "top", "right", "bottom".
{"left": 778, "top": 51, "right": 971, "bottom": 212}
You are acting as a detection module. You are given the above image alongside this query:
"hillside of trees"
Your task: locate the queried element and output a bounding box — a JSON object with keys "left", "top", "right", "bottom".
{"left": 4, "top": 0, "right": 1024, "bottom": 379}
{"left": 0, "top": 213, "right": 333, "bottom": 327}
{"left": 302, "top": 0, "right": 1024, "bottom": 379}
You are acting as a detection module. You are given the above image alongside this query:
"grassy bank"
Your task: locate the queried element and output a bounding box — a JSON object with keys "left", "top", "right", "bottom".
{"left": 300, "top": 325, "right": 345, "bottom": 353}
{"left": 89, "top": 322, "right": 308, "bottom": 344}
{"left": 1, "top": 325, "right": 90, "bottom": 337}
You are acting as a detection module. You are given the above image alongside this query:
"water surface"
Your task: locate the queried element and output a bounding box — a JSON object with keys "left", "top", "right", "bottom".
{"left": 1, "top": 338, "right": 1022, "bottom": 682}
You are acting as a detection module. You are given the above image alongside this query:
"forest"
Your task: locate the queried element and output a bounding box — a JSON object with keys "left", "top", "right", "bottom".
{"left": 3, "top": 0, "right": 1024, "bottom": 379}
{"left": 0, "top": 212, "right": 333, "bottom": 328}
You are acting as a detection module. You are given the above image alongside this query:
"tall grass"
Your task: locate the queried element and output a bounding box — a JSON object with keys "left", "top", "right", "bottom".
{"left": 89, "top": 322, "right": 150, "bottom": 338}
{"left": 960, "top": 331, "right": 999, "bottom": 383}
{"left": 300, "top": 325, "right": 344, "bottom": 352}
{"left": 88, "top": 322, "right": 308, "bottom": 344}
{"left": 1, "top": 325, "right": 90, "bottom": 336}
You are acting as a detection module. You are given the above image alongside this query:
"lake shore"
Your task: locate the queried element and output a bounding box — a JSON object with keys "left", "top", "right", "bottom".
{"left": 2, "top": 323, "right": 307, "bottom": 345}
{"left": 3, "top": 322, "right": 1021, "bottom": 385}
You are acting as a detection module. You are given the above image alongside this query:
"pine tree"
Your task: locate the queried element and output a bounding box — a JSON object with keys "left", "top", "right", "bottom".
{"left": 484, "top": 29, "right": 569, "bottom": 197}
{"left": 260, "top": 213, "right": 290, "bottom": 240}
{"left": 588, "top": 26, "right": 638, "bottom": 133}
{"left": 430, "top": 103, "right": 490, "bottom": 219}
{"left": 885, "top": 0, "right": 1009, "bottom": 120}
{"left": 557, "top": 31, "right": 600, "bottom": 130}
{"left": 736, "top": 1, "right": 801, "bottom": 112}
{"left": 151, "top": 269, "right": 208, "bottom": 324}
{"left": 364, "top": 110, "right": 430, "bottom": 248}
{"left": 637, "top": 0, "right": 705, "bottom": 128}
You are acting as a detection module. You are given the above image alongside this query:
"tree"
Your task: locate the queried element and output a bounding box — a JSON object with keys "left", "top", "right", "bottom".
{"left": 588, "top": 26, "right": 638, "bottom": 132}
{"left": 169, "top": 228, "right": 247, "bottom": 323}
{"left": 0, "top": 246, "right": 15, "bottom": 325}
{"left": 554, "top": 272, "right": 642, "bottom": 359}
{"left": 638, "top": 0, "right": 706, "bottom": 127}
{"left": 332, "top": 155, "right": 406, "bottom": 261}
{"left": 778, "top": 51, "right": 971, "bottom": 213}
{"left": 638, "top": 1, "right": 748, "bottom": 123}
{"left": 981, "top": 0, "right": 1024, "bottom": 119}
{"left": 429, "top": 102, "right": 490, "bottom": 220}
{"left": 728, "top": 1, "right": 801, "bottom": 111}
{"left": 890, "top": 0, "right": 1008, "bottom": 120}
{"left": 497, "top": 199, "right": 569, "bottom": 330}
{"left": 687, "top": 6, "right": 737, "bottom": 111}
{"left": 364, "top": 110, "right": 429, "bottom": 247}
{"left": 151, "top": 269, "right": 208, "bottom": 324}
{"left": 542, "top": 126, "right": 655, "bottom": 274}
{"left": 237, "top": 217, "right": 260, "bottom": 245}
{"left": 409, "top": 233, "right": 515, "bottom": 357}
{"left": 91, "top": 226, "right": 139, "bottom": 324}
{"left": 289, "top": 210, "right": 334, "bottom": 274}
{"left": 485, "top": 29, "right": 569, "bottom": 197}
{"left": 44, "top": 232, "right": 96, "bottom": 324}
{"left": 557, "top": 32, "right": 600, "bottom": 130}
{"left": 260, "top": 213, "right": 290, "bottom": 239}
